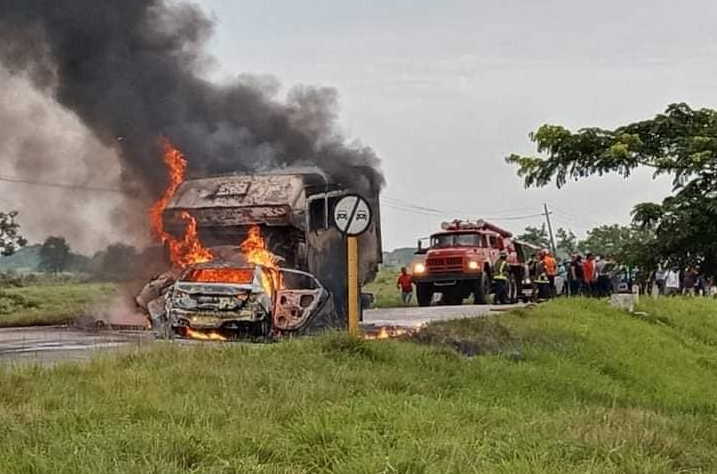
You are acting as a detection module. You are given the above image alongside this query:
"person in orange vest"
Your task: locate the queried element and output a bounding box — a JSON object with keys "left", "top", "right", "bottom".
{"left": 535, "top": 252, "right": 550, "bottom": 300}
{"left": 543, "top": 249, "right": 557, "bottom": 298}
{"left": 396, "top": 267, "right": 414, "bottom": 305}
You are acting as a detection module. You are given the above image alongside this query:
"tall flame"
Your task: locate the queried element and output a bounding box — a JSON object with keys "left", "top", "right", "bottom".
{"left": 167, "top": 211, "right": 214, "bottom": 267}
{"left": 240, "top": 225, "right": 281, "bottom": 294}
{"left": 149, "top": 139, "right": 213, "bottom": 268}
{"left": 149, "top": 138, "right": 186, "bottom": 241}
{"left": 150, "top": 140, "right": 281, "bottom": 289}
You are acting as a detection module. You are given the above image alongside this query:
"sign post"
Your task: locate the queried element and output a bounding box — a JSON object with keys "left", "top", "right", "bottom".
{"left": 333, "top": 195, "right": 372, "bottom": 337}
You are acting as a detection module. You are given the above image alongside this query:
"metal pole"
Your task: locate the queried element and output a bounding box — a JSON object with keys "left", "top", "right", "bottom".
{"left": 347, "top": 236, "right": 360, "bottom": 336}
{"left": 543, "top": 203, "right": 557, "bottom": 256}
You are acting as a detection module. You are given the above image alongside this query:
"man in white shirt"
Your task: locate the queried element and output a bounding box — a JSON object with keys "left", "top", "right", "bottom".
{"left": 664, "top": 270, "right": 680, "bottom": 296}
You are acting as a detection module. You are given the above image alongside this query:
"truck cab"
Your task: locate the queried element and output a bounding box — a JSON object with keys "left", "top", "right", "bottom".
{"left": 412, "top": 219, "right": 519, "bottom": 306}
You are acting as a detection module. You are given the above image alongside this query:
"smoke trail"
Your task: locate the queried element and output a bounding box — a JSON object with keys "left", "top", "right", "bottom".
{"left": 0, "top": 0, "right": 384, "bottom": 200}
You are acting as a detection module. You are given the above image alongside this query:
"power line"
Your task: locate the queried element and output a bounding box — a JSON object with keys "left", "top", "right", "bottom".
{"left": 381, "top": 200, "right": 545, "bottom": 221}
{"left": 382, "top": 194, "right": 539, "bottom": 217}
{"left": 0, "top": 170, "right": 548, "bottom": 224}
{"left": 0, "top": 174, "right": 123, "bottom": 193}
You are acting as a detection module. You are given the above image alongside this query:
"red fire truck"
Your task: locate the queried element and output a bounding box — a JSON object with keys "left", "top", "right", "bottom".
{"left": 412, "top": 219, "right": 531, "bottom": 306}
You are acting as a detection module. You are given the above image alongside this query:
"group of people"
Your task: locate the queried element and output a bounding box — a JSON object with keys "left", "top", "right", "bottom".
{"left": 653, "top": 267, "right": 714, "bottom": 296}
{"left": 565, "top": 253, "right": 616, "bottom": 297}
{"left": 525, "top": 249, "right": 557, "bottom": 301}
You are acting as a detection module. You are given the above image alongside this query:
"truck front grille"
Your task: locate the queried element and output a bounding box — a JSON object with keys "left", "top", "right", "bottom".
{"left": 426, "top": 257, "right": 463, "bottom": 273}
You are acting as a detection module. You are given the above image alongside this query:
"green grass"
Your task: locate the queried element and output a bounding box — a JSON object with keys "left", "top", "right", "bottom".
{"left": 0, "top": 283, "right": 116, "bottom": 327}
{"left": 365, "top": 266, "right": 416, "bottom": 308}
{"left": 1, "top": 297, "right": 717, "bottom": 472}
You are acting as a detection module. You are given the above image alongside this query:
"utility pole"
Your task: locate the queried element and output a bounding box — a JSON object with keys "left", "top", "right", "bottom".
{"left": 544, "top": 203, "right": 557, "bottom": 256}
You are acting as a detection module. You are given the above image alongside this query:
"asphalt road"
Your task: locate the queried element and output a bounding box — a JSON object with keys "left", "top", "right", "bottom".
{"left": 0, "top": 303, "right": 521, "bottom": 365}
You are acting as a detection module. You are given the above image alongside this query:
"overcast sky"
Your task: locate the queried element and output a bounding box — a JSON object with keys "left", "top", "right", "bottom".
{"left": 2, "top": 1, "right": 714, "bottom": 253}
{"left": 195, "top": 0, "right": 717, "bottom": 249}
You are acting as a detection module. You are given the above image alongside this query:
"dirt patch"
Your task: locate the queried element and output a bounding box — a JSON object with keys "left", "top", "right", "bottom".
{"left": 411, "top": 317, "right": 524, "bottom": 358}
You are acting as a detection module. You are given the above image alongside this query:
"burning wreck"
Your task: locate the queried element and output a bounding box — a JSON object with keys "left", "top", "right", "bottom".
{"left": 136, "top": 142, "right": 382, "bottom": 340}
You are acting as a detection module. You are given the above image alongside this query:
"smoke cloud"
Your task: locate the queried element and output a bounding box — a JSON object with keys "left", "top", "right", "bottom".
{"left": 0, "top": 67, "right": 142, "bottom": 253}
{"left": 0, "top": 0, "right": 384, "bottom": 210}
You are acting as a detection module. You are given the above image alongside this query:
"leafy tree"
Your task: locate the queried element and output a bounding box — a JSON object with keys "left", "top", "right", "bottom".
{"left": 516, "top": 224, "right": 550, "bottom": 249}
{"left": 39, "top": 236, "right": 70, "bottom": 273}
{"left": 555, "top": 227, "right": 577, "bottom": 259}
{"left": 578, "top": 224, "right": 656, "bottom": 268}
{"left": 0, "top": 211, "right": 27, "bottom": 257}
{"left": 507, "top": 103, "right": 717, "bottom": 276}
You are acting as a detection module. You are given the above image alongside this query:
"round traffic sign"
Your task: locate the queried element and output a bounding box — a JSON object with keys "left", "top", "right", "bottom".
{"left": 333, "top": 195, "right": 372, "bottom": 236}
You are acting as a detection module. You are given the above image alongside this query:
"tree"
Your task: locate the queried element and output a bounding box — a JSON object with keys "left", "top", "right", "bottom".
{"left": 507, "top": 103, "right": 717, "bottom": 276}
{"left": 555, "top": 227, "right": 577, "bottom": 259}
{"left": 516, "top": 224, "right": 550, "bottom": 249}
{"left": 39, "top": 236, "right": 70, "bottom": 273}
{"left": 578, "top": 224, "right": 656, "bottom": 269}
{"left": 0, "top": 211, "right": 27, "bottom": 257}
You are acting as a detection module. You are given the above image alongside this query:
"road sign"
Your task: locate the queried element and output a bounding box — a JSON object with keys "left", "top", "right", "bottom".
{"left": 333, "top": 194, "right": 372, "bottom": 236}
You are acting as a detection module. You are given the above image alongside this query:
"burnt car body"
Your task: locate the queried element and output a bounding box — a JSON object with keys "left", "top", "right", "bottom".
{"left": 137, "top": 252, "right": 336, "bottom": 339}
{"left": 161, "top": 168, "right": 382, "bottom": 328}
{"left": 166, "top": 263, "right": 333, "bottom": 339}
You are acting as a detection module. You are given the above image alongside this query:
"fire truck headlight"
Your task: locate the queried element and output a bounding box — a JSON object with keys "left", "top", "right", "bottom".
{"left": 414, "top": 263, "right": 426, "bottom": 274}
{"left": 468, "top": 260, "right": 479, "bottom": 270}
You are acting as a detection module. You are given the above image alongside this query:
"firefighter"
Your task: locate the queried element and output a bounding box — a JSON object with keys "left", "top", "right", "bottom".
{"left": 543, "top": 249, "right": 557, "bottom": 297}
{"left": 535, "top": 253, "right": 550, "bottom": 300}
{"left": 494, "top": 251, "right": 510, "bottom": 304}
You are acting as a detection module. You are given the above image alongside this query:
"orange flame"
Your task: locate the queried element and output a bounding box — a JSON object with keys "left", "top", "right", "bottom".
{"left": 362, "top": 326, "right": 415, "bottom": 340}
{"left": 150, "top": 140, "right": 281, "bottom": 292}
{"left": 186, "top": 268, "right": 255, "bottom": 284}
{"left": 149, "top": 139, "right": 186, "bottom": 241}
{"left": 186, "top": 328, "right": 227, "bottom": 341}
{"left": 240, "top": 225, "right": 281, "bottom": 294}
{"left": 149, "top": 139, "right": 213, "bottom": 268}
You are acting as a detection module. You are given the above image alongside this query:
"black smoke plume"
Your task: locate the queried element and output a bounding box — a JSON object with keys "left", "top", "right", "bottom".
{"left": 0, "top": 0, "right": 383, "bottom": 199}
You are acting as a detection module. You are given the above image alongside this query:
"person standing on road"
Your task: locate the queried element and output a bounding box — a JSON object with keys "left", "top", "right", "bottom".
{"left": 569, "top": 254, "right": 584, "bottom": 296}
{"left": 493, "top": 251, "right": 510, "bottom": 304}
{"left": 527, "top": 252, "right": 540, "bottom": 302}
{"left": 583, "top": 253, "right": 597, "bottom": 296}
{"left": 654, "top": 266, "right": 666, "bottom": 296}
{"left": 543, "top": 250, "right": 557, "bottom": 297}
{"left": 664, "top": 269, "right": 680, "bottom": 296}
{"left": 683, "top": 267, "right": 698, "bottom": 295}
{"left": 396, "top": 267, "right": 414, "bottom": 305}
{"left": 535, "top": 255, "right": 550, "bottom": 300}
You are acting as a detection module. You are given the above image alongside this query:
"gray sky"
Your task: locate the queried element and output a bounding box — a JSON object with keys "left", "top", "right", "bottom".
{"left": 197, "top": 0, "right": 716, "bottom": 249}
{"left": 3, "top": 0, "right": 715, "bottom": 253}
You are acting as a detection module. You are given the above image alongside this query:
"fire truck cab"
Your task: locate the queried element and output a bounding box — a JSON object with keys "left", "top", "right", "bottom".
{"left": 412, "top": 219, "right": 520, "bottom": 306}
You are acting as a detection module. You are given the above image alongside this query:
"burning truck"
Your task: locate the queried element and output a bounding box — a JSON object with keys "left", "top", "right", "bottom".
{"left": 136, "top": 142, "right": 382, "bottom": 340}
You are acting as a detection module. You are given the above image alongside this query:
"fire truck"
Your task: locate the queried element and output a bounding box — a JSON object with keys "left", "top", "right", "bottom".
{"left": 412, "top": 219, "right": 530, "bottom": 306}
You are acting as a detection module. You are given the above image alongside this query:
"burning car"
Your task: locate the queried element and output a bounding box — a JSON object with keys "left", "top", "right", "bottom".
{"left": 138, "top": 255, "right": 335, "bottom": 340}
{"left": 136, "top": 141, "right": 382, "bottom": 340}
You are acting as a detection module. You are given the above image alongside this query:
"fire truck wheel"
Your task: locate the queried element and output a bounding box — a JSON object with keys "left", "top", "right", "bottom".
{"left": 473, "top": 272, "right": 490, "bottom": 305}
{"left": 416, "top": 283, "right": 434, "bottom": 307}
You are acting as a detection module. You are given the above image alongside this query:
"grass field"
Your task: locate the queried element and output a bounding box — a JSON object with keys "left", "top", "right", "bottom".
{"left": 0, "top": 283, "right": 116, "bottom": 327}
{"left": 1, "top": 297, "right": 716, "bottom": 472}
{"left": 365, "top": 266, "right": 415, "bottom": 308}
